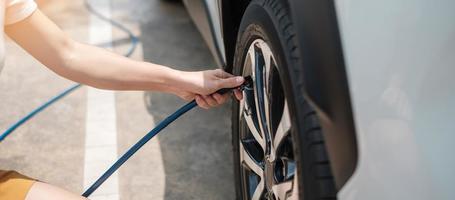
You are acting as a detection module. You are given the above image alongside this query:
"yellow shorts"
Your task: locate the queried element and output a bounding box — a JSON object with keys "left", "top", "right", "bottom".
{"left": 0, "top": 170, "right": 36, "bottom": 200}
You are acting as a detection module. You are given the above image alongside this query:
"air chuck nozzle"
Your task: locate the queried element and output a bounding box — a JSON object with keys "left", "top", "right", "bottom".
{"left": 240, "top": 76, "right": 253, "bottom": 91}
{"left": 215, "top": 75, "right": 253, "bottom": 95}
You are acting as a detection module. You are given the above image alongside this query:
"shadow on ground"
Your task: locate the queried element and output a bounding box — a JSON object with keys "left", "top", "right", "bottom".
{"left": 131, "top": 0, "right": 235, "bottom": 199}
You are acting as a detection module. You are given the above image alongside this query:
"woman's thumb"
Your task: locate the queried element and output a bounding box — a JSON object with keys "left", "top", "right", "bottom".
{"left": 218, "top": 76, "right": 244, "bottom": 89}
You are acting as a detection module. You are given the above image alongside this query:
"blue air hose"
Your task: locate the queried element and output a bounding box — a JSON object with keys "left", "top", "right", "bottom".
{"left": 0, "top": 0, "right": 138, "bottom": 142}
{"left": 82, "top": 100, "right": 198, "bottom": 197}
{"left": 83, "top": 0, "right": 139, "bottom": 58}
{"left": 0, "top": 84, "right": 81, "bottom": 141}
{"left": 82, "top": 83, "right": 250, "bottom": 197}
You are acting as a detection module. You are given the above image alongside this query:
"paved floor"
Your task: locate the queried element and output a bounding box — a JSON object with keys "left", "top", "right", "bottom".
{"left": 0, "top": 0, "right": 234, "bottom": 199}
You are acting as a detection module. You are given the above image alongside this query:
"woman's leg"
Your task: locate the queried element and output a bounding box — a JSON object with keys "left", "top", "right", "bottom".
{"left": 25, "top": 182, "right": 87, "bottom": 200}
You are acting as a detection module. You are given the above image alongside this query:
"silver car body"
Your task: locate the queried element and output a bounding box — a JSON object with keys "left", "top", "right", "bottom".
{"left": 335, "top": 0, "right": 455, "bottom": 199}
{"left": 182, "top": 0, "right": 226, "bottom": 67}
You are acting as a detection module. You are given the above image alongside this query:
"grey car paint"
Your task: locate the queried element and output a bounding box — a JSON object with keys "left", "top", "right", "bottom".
{"left": 335, "top": 0, "right": 455, "bottom": 199}
{"left": 182, "top": 0, "right": 225, "bottom": 67}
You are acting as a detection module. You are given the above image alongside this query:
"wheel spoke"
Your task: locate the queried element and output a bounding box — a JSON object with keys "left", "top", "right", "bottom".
{"left": 240, "top": 140, "right": 264, "bottom": 177}
{"left": 272, "top": 102, "right": 291, "bottom": 159}
{"left": 258, "top": 41, "right": 273, "bottom": 85}
{"left": 252, "top": 43, "right": 271, "bottom": 150}
{"left": 251, "top": 180, "right": 265, "bottom": 200}
{"left": 241, "top": 88, "right": 266, "bottom": 150}
{"left": 240, "top": 140, "right": 265, "bottom": 200}
{"left": 259, "top": 40, "right": 274, "bottom": 136}
{"left": 259, "top": 41, "right": 273, "bottom": 146}
{"left": 242, "top": 111, "right": 265, "bottom": 150}
{"left": 272, "top": 180, "right": 294, "bottom": 200}
{"left": 247, "top": 43, "right": 256, "bottom": 71}
{"left": 288, "top": 170, "right": 299, "bottom": 200}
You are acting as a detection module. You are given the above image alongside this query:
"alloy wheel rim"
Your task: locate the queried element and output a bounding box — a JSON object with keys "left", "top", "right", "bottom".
{"left": 239, "top": 39, "right": 298, "bottom": 200}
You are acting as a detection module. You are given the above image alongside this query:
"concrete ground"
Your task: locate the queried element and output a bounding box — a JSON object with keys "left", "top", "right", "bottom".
{"left": 0, "top": 0, "right": 234, "bottom": 199}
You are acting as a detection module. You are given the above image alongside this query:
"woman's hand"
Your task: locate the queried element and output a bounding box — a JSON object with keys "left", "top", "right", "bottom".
{"left": 172, "top": 69, "right": 244, "bottom": 109}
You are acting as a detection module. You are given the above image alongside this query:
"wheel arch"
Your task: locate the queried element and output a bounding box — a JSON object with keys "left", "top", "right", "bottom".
{"left": 222, "top": 0, "right": 359, "bottom": 190}
{"left": 287, "top": 0, "right": 358, "bottom": 190}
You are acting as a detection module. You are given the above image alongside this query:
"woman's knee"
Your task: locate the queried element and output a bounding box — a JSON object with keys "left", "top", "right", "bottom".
{"left": 25, "top": 182, "right": 87, "bottom": 200}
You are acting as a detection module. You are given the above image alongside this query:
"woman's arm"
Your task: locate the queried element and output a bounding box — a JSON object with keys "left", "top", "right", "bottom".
{"left": 5, "top": 9, "right": 243, "bottom": 108}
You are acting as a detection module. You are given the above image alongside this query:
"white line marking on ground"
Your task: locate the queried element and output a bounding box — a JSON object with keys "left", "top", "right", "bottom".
{"left": 83, "top": 0, "right": 119, "bottom": 199}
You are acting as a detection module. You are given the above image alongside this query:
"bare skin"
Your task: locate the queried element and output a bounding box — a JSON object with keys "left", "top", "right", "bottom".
{"left": 25, "top": 182, "right": 88, "bottom": 200}
{"left": 5, "top": 9, "right": 243, "bottom": 200}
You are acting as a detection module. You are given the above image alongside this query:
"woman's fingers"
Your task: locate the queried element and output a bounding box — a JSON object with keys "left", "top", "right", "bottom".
{"left": 234, "top": 89, "right": 243, "bottom": 100}
{"left": 196, "top": 87, "right": 243, "bottom": 109}
{"left": 197, "top": 94, "right": 225, "bottom": 108}
{"left": 195, "top": 95, "right": 210, "bottom": 109}
{"left": 203, "top": 95, "right": 219, "bottom": 107}
{"left": 215, "top": 69, "right": 234, "bottom": 78}
{"left": 216, "top": 76, "right": 244, "bottom": 90}
{"left": 213, "top": 93, "right": 229, "bottom": 105}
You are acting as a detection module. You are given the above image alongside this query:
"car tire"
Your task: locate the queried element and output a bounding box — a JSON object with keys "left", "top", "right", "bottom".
{"left": 231, "top": 0, "right": 337, "bottom": 199}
